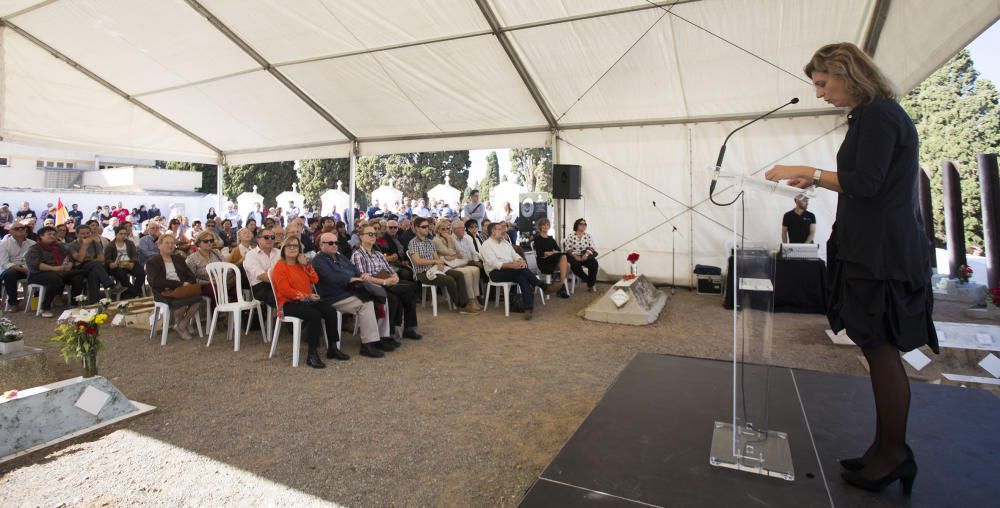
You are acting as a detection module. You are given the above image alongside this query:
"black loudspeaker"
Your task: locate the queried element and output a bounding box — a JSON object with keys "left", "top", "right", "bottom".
{"left": 552, "top": 164, "right": 581, "bottom": 199}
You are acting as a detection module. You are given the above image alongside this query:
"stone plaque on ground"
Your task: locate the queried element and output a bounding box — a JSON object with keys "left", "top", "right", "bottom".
{"left": 584, "top": 276, "right": 667, "bottom": 325}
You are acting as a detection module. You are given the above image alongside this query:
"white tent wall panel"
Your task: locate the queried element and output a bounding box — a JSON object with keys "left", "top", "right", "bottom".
{"left": 282, "top": 36, "right": 547, "bottom": 137}
{"left": 509, "top": 9, "right": 689, "bottom": 125}
{"left": 557, "top": 115, "right": 844, "bottom": 285}
{"left": 140, "top": 70, "right": 347, "bottom": 152}
{"left": 669, "top": 0, "right": 871, "bottom": 114}
{"left": 0, "top": 28, "right": 218, "bottom": 163}
{"left": 0, "top": 0, "right": 44, "bottom": 18}
{"left": 203, "top": 0, "right": 489, "bottom": 65}
{"left": 225, "top": 143, "right": 351, "bottom": 166}
{"left": 358, "top": 131, "right": 549, "bottom": 158}
{"left": 282, "top": 53, "right": 441, "bottom": 138}
{"left": 12, "top": 0, "right": 259, "bottom": 96}
{"left": 875, "top": 0, "right": 1000, "bottom": 94}
{"left": 369, "top": 36, "right": 548, "bottom": 133}
{"left": 490, "top": 0, "right": 653, "bottom": 27}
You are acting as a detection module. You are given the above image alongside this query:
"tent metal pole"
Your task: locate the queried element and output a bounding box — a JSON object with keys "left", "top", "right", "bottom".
{"left": 216, "top": 157, "right": 225, "bottom": 214}
{"left": 862, "top": 0, "right": 892, "bottom": 56}
{"left": 475, "top": 0, "right": 558, "bottom": 129}
{"left": 348, "top": 142, "right": 358, "bottom": 232}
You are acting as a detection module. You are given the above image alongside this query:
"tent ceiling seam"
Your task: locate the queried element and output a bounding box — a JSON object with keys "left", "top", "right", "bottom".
{"left": 183, "top": 0, "right": 357, "bottom": 142}
{"left": 2, "top": 0, "right": 59, "bottom": 20}
{"left": 560, "top": 107, "right": 841, "bottom": 130}
{"left": 0, "top": 19, "right": 222, "bottom": 156}
{"left": 476, "top": 0, "right": 557, "bottom": 129}
{"left": 132, "top": 68, "right": 260, "bottom": 98}
{"left": 500, "top": 0, "right": 700, "bottom": 33}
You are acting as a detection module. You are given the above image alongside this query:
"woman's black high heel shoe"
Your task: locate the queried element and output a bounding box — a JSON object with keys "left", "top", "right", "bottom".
{"left": 841, "top": 446, "right": 917, "bottom": 495}
{"left": 840, "top": 443, "right": 912, "bottom": 471}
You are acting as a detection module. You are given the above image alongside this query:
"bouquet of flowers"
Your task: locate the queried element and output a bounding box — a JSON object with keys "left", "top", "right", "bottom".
{"left": 958, "top": 264, "right": 973, "bottom": 284}
{"left": 49, "top": 298, "right": 112, "bottom": 377}
{"left": 627, "top": 252, "right": 640, "bottom": 263}
{"left": 624, "top": 252, "right": 640, "bottom": 279}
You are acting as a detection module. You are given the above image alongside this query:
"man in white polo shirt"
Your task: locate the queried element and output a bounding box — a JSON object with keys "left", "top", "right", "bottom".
{"left": 479, "top": 222, "right": 559, "bottom": 320}
{"left": 243, "top": 226, "right": 281, "bottom": 309}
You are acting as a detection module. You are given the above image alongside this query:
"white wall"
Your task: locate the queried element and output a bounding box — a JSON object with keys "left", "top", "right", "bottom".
{"left": 81, "top": 167, "right": 202, "bottom": 191}
{"left": 0, "top": 187, "right": 212, "bottom": 225}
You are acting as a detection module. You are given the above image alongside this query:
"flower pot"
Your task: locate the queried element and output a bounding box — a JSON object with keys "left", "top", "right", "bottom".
{"left": 0, "top": 339, "right": 24, "bottom": 355}
{"left": 629, "top": 262, "right": 638, "bottom": 276}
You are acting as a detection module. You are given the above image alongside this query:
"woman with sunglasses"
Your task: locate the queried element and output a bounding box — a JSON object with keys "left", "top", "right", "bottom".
{"left": 564, "top": 218, "right": 599, "bottom": 292}
{"left": 186, "top": 230, "right": 226, "bottom": 300}
{"left": 272, "top": 237, "right": 348, "bottom": 368}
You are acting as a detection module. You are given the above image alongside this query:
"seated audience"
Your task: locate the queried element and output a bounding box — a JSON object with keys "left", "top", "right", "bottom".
{"left": 104, "top": 225, "right": 144, "bottom": 299}
{"left": 25, "top": 226, "right": 82, "bottom": 317}
{"left": 313, "top": 232, "right": 397, "bottom": 358}
{"left": 145, "top": 234, "right": 203, "bottom": 340}
{"left": 243, "top": 227, "right": 280, "bottom": 309}
{"left": 407, "top": 217, "right": 479, "bottom": 314}
{"left": 271, "top": 237, "right": 348, "bottom": 368}
{"left": 480, "top": 223, "right": 560, "bottom": 320}
{"left": 532, "top": 218, "right": 570, "bottom": 298}
{"left": 137, "top": 221, "right": 162, "bottom": 264}
{"left": 351, "top": 224, "right": 422, "bottom": 341}
{"left": 0, "top": 221, "right": 35, "bottom": 309}
{"left": 432, "top": 220, "right": 482, "bottom": 307}
{"left": 564, "top": 218, "right": 600, "bottom": 291}
{"left": 186, "top": 230, "right": 226, "bottom": 302}
{"left": 376, "top": 219, "right": 412, "bottom": 280}
{"left": 66, "top": 224, "right": 117, "bottom": 304}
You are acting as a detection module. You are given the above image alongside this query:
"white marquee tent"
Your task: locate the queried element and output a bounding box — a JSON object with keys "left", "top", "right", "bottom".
{"left": 1, "top": 0, "right": 997, "bottom": 283}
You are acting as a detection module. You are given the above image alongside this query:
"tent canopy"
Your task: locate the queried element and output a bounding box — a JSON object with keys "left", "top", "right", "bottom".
{"left": 1, "top": 0, "right": 997, "bottom": 283}
{"left": 1, "top": 0, "right": 995, "bottom": 163}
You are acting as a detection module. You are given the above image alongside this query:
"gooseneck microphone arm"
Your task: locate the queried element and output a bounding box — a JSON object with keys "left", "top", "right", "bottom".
{"left": 709, "top": 97, "right": 799, "bottom": 200}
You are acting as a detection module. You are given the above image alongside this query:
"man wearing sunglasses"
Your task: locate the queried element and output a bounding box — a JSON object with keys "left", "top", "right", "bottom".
{"left": 376, "top": 219, "right": 412, "bottom": 281}
{"left": 313, "top": 232, "right": 395, "bottom": 358}
{"left": 0, "top": 220, "right": 35, "bottom": 309}
{"left": 243, "top": 226, "right": 281, "bottom": 308}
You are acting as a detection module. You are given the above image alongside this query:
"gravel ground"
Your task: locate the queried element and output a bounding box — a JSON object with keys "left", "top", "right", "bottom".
{"left": 0, "top": 286, "right": 994, "bottom": 507}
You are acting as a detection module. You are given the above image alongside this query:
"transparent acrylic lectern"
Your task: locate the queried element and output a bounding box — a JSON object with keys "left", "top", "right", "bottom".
{"left": 707, "top": 168, "right": 808, "bottom": 481}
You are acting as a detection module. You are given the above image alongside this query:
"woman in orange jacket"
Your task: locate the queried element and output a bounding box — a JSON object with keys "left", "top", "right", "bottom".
{"left": 271, "top": 237, "right": 348, "bottom": 368}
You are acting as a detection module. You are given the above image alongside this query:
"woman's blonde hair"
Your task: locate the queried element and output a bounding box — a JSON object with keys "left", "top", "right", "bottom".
{"left": 805, "top": 42, "right": 896, "bottom": 105}
{"left": 195, "top": 230, "right": 216, "bottom": 245}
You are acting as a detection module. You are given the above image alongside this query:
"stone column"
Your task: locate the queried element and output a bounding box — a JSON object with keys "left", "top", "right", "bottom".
{"left": 979, "top": 153, "right": 1000, "bottom": 288}
{"left": 918, "top": 167, "right": 936, "bottom": 270}
{"left": 942, "top": 161, "right": 966, "bottom": 277}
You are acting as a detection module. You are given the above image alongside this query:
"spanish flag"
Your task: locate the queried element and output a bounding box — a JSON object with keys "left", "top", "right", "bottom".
{"left": 55, "top": 197, "right": 69, "bottom": 225}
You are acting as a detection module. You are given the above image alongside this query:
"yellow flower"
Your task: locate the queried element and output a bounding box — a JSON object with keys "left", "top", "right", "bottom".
{"left": 94, "top": 314, "right": 108, "bottom": 325}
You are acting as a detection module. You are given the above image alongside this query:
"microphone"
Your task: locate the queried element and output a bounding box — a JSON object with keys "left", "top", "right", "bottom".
{"left": 710, "top": 97, "right": 799, "bottom": 197}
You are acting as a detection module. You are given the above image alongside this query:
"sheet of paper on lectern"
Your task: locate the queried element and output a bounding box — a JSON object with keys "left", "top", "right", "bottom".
{"left": 976, "top": 333, "right": 994, "bottom": 346}
{"left": 978, "top": 354, "right": 1000, "bottom": 378}
{"left": 901, "top": 349, "right": 932, "bottom": 371}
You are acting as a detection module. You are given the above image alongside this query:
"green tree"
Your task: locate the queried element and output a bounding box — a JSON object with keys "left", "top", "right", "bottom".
{"left": 478, "top": 150, "right": 500, "bottom": 196}
{"left": 297, "top": 158, "right": 350, "bottom": 208}
{"left": 902, "top": 49, "right": 1000, "bottom": 249}
{"left": 510, "top": 147, "right": 553, "bottom": 194}
{"left": 156, "top": 161, "right": 217, "bottom": 194}
{"left": 355, "top": 151, "right": 471, "bottom": 202}
{"left": 222, "top": 161, "right": 298, "bottom": 205}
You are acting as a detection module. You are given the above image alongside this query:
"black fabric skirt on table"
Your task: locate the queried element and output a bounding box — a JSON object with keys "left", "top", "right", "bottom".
{"left": 827, "top": 258, "right": 939, "bottom": 354}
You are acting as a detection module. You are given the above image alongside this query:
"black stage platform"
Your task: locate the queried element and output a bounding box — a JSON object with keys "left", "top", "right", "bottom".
{"left": 519, "top": 353, "right": 1000, "bottom": 508}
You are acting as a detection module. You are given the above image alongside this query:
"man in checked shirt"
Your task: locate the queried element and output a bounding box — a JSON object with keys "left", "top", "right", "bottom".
{"left": 351, "top": 224, "right": 423, "bottom": 341}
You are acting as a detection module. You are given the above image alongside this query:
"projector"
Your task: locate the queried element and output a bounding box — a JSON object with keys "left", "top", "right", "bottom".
{"left": 780, "top": 243, "right": 819, "bottom": 260}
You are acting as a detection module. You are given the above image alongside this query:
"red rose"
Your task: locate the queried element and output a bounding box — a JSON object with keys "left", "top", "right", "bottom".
{"left": 85, "top": 326, "right": 97, "bottom": 335}
{"left": 627, "top": 253, "right": 640, "bottom": 263}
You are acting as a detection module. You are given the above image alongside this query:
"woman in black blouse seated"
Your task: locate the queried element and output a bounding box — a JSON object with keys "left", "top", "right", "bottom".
{"left": 531, "top": 218, "right": 570, "bottom": 298}
{"left": 145, "top": 233, "right": 203, "bottom": 340}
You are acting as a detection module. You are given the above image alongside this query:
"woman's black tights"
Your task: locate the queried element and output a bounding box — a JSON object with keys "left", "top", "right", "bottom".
{"left": 857, "top": 340, "right": 912, "bottom": 478}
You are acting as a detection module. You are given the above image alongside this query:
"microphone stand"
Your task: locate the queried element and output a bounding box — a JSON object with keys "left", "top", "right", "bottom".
{"left": 652, "top": 201, "right": 680, "bottom": 295}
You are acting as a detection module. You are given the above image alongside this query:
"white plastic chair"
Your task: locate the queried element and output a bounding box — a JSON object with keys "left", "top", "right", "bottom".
{"left": 410, "top": 260, "right": 454, "bottom": 316}
{"left": 267, "top": 269, "right": 338, "bottom": 367}
{"left": 23, "top": 283, "right": 47, "bottom": 316}
{"left": 482, "top": 268, "right": 546, "bottom": 317}
{"left": 524, "top": 250, "right": 565, "bottom": 301}
{"left": 2, "top": 279, "right": 27, "bottom": 312}
{"left": 149, "top": 300, "right": 205, "bottom": 346}
{"left": 205, "top": 262, "right": 267, "bottom": 352}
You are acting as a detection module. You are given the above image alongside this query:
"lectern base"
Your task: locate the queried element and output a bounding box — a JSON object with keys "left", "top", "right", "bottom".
{"left": 709, "top": 422, "right": 795, "bottom": 481}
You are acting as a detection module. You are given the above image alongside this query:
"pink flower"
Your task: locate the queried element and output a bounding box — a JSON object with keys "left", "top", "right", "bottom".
{"left": 2, "top": 390, "right": 16, "bottom": 400}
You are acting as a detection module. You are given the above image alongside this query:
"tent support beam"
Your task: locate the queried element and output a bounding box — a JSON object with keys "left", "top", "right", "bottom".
{"left": 475, "top": 0, "right": 558, "bottom": 129}
{"left": 348, "top": 142, "right": 358, "bottom": 231}
{"left": 216, "top": 158, "right": 224, "bottom": 214}
{"left": 0, "top": 20, "right": 222, "bottom": 157}
{"left": 862, "top": 0, "right": 892, "bottom": 56}
{"left": 184, "top": 0, "right": 357, "bottom": 142}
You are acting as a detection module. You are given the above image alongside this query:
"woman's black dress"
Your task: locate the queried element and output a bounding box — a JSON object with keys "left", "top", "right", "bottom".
{"left": 827, "top": 98, "right": 938, "bottom": 353}
{"left": 532, "top": 236, "right": 562, "bottom": 274}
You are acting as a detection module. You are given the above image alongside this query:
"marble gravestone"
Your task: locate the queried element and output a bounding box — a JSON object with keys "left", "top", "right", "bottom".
{"left": 583, "top": 276, "right": 667, "bottom": 325}
{"left": 0, "top": 376, "right": 154, "bottom": 462}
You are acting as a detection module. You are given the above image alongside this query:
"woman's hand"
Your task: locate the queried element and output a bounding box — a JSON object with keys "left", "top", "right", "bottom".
{"left": 308, "top": 293, "right": 320, "bottom": 302}
{"left": 296, "top": 253, "right": 308, "bottom": 265}
{"left": 765, "top": 164, "right": 813, "bottom": 189}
